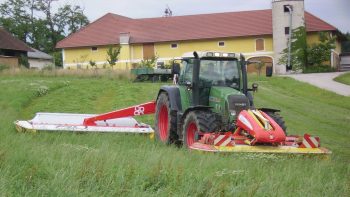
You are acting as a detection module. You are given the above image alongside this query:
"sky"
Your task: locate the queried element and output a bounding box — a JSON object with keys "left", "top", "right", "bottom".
{"left": 1, "top": 0, "right": 349, "bottom": 33}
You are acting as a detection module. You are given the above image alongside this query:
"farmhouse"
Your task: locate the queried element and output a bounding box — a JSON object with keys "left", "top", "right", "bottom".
{"left": 28, "top": 48, "right": 54, "bottom": 69}
{"left": 56, "top": 0, "right": 340, "bottom": 74}
{"left": 0, "top": 27, "right": 33, "bottom": 68}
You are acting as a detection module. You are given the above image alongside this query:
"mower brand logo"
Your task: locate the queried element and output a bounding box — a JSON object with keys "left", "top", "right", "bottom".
{"left": 134, "top": 106, "right": 145, "bottom": 116}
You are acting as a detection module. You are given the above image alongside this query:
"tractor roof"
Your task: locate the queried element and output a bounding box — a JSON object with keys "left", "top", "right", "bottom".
{"left": 181, "top": 51, "right": 241, "bottom": 59}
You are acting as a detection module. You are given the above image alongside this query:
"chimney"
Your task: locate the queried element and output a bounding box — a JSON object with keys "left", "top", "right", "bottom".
{"left": 119, "top": 32, "right": 130, "bottom": 44}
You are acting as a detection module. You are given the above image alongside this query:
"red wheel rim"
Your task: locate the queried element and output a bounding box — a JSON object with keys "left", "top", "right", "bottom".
{"left": 158, "top": 104, "right": 169, "bottom": 142}
{"left": 186, "top": 122, "right": 198, "bottom": 147}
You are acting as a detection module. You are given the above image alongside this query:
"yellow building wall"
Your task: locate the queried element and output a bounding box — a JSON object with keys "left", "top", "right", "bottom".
{"left": 62, "top": 31, "right": 339, "bottom": 70}
{"left": 155, "top": 36, "right": 273, "bottom": 59}
{"left": 335, "top": 39, "right": 341, "bottom": 54}
{"left": 65, "top": 46, "right": 108, "bottom": 65}
{"left": 306, "top": 32, "right": 342, "bottom": 67}
{"left": 131, "top": 44, "right": 143, "bottom": 60}
{"left": 306, "top": 32, "right": 341, "bottom": 53}
{"left": 63, "top": 36, "right": 274, "bottom": 69}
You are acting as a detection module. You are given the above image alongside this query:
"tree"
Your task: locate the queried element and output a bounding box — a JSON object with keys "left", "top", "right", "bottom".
{"left": 0, "top": 0, "right": 89, "bottom": 66}
{"left": 55, "top": 4, "right": 89, "bottom": 34}
{"left": 140, "top": 56, "right": 158, "bottom": 68}
{"left": 0, "top": 0, "right": 32, "bottom": 42}
{"left": 279, "top": 26, "right": 335, "bottom": 71}
{"left": 35, "top": 0, "right": 89, "bottom": 52}
{"left": 278, "top": 26, "right": 308, "bottom": 71}
{"left": 308, "top": 32, "right": 336, "bottom": 67}
{"left": 341, "top": 32, "right": 350, "bottom": 53}
{"left": 106, "top": 45, "right": 121, "bottom": 68}
{"left": 254, "top": 62, "right": 265, "bottom": 77}
{"left": 89, "top": 60, "right": 97, "bottom": 69}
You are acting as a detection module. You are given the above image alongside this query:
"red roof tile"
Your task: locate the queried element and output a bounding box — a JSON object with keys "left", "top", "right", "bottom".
{"left": 305, "top": 12, "right": 336, "bottom": 32}
{"left": 56, "top": 9, "right": 337, "bottom": 49}
{"left": 0, "top": 27, "right": 33, "bottom": 51}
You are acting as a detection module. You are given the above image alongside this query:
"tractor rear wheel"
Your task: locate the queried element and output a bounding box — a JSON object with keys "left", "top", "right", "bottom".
{"left": 265, "top": 112, "right": 287, "bottom": 134}
{"left": 183, "top": 111, "right": 221, "bottom": 147}
{"left": 155, "top": 92, "right": 178, "bottom": 144}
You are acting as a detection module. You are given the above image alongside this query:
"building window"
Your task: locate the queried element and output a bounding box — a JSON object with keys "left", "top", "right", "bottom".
{"left": 255, "top": 38, "right": 264, "bottom": 51}
{"left": 285, "top": 27, "right": 290, "bottom": 35}
{"left": 284, "top": 5, "right": 290, "bottom": 12}
{"left": 218, "top": 41, "right": 225, "bottom": 47}
{"left": 171, "top": 43, "right": 178, "bottom": 48}
{"left": 91, "top": 47, "right": 98, "bottom": 51}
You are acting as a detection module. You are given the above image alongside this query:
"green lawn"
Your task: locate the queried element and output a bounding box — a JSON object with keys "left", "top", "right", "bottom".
{"left": 0, "top": 72, "right": 349, "bottom": 196}
{"left": 334, "top": 72, "right": 350, "bottom": 85}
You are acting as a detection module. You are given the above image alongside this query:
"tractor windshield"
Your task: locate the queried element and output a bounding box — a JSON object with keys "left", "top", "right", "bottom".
{"left": 199, "top": 59, "right": 240, "bottom": 89}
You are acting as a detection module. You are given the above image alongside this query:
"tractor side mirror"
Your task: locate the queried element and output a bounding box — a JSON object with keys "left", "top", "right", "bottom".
{"left": 171, "top": 63, "right": 180, "bottom": 75}
{"left": 252, "top": 83, "right": 258, "bottom": 92}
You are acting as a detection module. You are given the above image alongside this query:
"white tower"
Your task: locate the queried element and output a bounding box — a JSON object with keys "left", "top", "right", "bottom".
{"left": 272, "top": 0, "right": 305, "bottom": 74}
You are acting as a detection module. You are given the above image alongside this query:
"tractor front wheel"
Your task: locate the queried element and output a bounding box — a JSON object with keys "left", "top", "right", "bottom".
{"left": 265, "top": 112, "right": 287, "bottom": 134}
{"left": 155, "top": 92, "right": 177, "bottom": 144}
{"left": 183, "top": 111, "right": 221, "bottom": 147}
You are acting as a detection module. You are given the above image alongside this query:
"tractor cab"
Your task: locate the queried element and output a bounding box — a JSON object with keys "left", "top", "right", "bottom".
{"left": 178, "top": 51, "right": 242, "bottom": 90}
{"left": 172, "top": 51, "right": 251, "bottom": 123}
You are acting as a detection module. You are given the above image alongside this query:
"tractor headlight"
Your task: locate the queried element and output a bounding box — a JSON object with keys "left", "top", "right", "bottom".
{"left": 229, "top": 110, "right": 236, "bottom": 116}
{"left": 206, "top": 52, "right": 213, "bottom": 57}
{"left": 228, "top": 53, "right": 235, "bottom": 57}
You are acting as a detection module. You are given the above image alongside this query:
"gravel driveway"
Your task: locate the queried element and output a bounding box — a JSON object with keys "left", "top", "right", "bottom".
{"left": 287, "top": 72, "right": 350, "bottom": 96}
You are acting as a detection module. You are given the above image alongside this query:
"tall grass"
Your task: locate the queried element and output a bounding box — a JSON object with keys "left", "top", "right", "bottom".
{"left": 0, "top": 67, "right": 132, "bottom": 80}
{"left": 0, "top": 73, "right": 349, "bottom": 196}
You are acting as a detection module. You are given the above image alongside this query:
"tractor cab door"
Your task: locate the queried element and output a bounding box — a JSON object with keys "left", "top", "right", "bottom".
{"left": 178, "top": 59, "right": 194, "bottom": 110}
{"left": 178, "top": 59, "right": 210, "bottom": 109}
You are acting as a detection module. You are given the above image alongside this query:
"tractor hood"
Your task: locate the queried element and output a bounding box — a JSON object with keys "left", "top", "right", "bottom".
{"left": 209, "top": 86, "right": 245, "bottom": 101}
{"left": 209, "top": 86, "right": 250, "bottom": 119}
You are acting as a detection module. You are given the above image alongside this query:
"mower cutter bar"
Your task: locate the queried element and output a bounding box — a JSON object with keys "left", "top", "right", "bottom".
{"left": 15, "top": 101, "right": 156, "bottom": 133}
{"left": 190, "top": 143, "right": 331, "bottom": 154}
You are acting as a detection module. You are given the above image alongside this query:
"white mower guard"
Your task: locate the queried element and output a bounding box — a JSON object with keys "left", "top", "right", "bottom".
{"left": 15, "top": 102, "right": 157, "bottom": 133}
{"left": 15, "top": 112, "right": 153, "bottom": 133}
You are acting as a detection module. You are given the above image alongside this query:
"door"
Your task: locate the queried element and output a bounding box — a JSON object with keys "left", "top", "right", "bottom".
{"left": 247, "top": 56, "right": 273, "bottom": 74}
{"left": 143, "top": 43, "right": 155, "bottom": 60}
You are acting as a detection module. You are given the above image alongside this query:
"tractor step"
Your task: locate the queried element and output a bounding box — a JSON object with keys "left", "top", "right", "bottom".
{"left": 15, "top": 112, "right": 153, "bottom": 133}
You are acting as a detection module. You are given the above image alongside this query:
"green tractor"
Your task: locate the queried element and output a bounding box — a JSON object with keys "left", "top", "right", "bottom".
{"left": 154, "top": 51, "right": 286, "bottom": 147}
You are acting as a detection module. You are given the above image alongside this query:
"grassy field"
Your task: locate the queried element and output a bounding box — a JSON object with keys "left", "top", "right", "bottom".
{"left": 334, "top": 72, "right": 350, "bottom": 85}
{"left": 0, "top": 71, "right": 349, "bottom": 196}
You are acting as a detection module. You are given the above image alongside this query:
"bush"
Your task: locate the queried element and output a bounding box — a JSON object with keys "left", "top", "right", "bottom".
{"left": 278, "top": 27, "right": 335, "bottom": 72}
{"left": 42, "top": 64, "right": 55, "bottom": 71}
{"left": 52, "top": 51, "right": 63, "bottom": 67}
{"left": 0, "top": 64, "right": 10, "bottom": 71}
{"left": 303, "top": 65, "right": 336, "bottom": 73}
{"left": 89, "top": 60, "right": 97, "bottom": 69}
{"left": 140, "top": 56, "right": 158, "bottom": 68}
{"left": 18, "top": 54, "right": 29, "bottom": 68}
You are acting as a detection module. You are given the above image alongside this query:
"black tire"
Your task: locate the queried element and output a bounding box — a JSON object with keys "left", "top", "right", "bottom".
{"left": 154, "top": 92, "right": 178, "bottom": 144}
{"left": 265, "top": 112, "right": 287, "bottom": 134}
{"left": 182, "top": 110, "right": 221, "bottom": 147}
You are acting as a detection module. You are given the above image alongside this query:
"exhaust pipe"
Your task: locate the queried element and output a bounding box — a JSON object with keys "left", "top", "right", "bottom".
{"left": 192, "top": 51, "right": 200, "bottom": 106}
